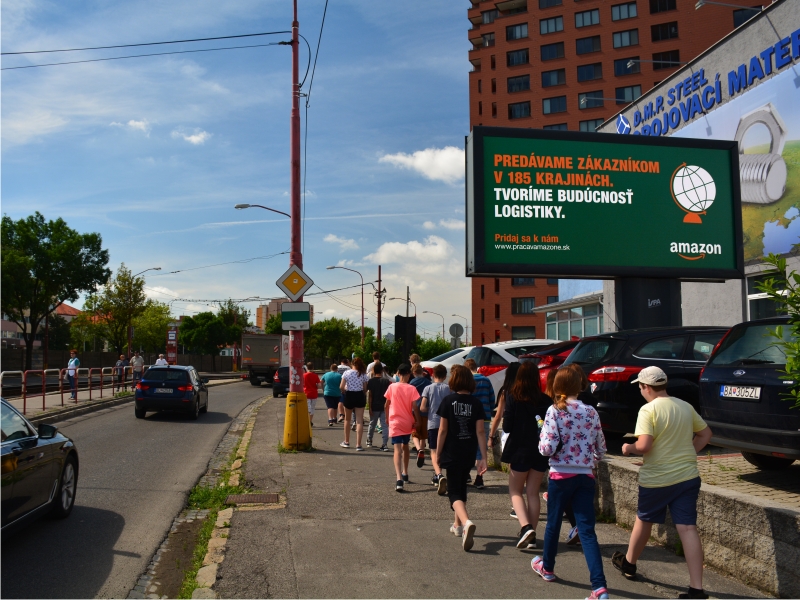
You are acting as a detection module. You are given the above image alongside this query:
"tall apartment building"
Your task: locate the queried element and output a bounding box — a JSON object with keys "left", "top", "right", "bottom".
{"left": 467, "top": 0, "right": 746, "bottom": 344}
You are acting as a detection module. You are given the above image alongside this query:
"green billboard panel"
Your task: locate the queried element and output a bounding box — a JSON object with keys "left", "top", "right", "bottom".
{"left": 466, "top": 126, "right": 744, "bottom": 280}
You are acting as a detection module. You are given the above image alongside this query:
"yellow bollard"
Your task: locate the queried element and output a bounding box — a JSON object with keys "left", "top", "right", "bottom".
{"left": 283, "top": 391, "right": 312, "bottom": 450}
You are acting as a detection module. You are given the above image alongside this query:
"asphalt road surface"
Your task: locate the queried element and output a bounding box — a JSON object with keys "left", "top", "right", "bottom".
{"left": 2, "top": 382, "right": 267, "bottom": 599}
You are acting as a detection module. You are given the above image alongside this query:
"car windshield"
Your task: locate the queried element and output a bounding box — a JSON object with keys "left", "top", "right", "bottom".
{"left": 464, "top": 347, "right": 508, "bottom": 367}
{"left": 708, "top": 323, "right": 792, "bottom": 367}
{"left": 428, "top": 349, "right": 464, "bottom": 363}
{"left": 503, "top": 344, "right": 551, "bottom": 357}
{"left": 563, "top": 338, "right": 624, "bottom": 366}
{"left": 144, "top": 369, "right": 189, "bottom": 383}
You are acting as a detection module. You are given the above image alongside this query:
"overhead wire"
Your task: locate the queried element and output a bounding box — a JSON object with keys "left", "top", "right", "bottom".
{"left": 149, "top": 251, "right": 289, "bottom": 276}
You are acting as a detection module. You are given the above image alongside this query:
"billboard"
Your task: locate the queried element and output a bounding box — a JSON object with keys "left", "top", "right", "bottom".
{"left": 466, "top": 126, "right": 744, "bottom": 280}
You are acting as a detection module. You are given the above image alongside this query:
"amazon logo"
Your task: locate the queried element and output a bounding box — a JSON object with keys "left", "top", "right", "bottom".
{"left": 669, "top": 242, "right": 723, "bottom": 260}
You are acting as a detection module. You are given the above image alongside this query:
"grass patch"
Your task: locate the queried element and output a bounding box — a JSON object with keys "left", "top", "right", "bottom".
{"left": 596, "top": 511, "right": 617, "bottom": 524}
{"left": 177, "top": 508, "right": 217, "bottom": 599}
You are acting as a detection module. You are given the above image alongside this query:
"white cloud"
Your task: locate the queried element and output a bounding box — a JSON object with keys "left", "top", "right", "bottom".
{"left": 110, "top": 118, "right": 151, "bottom": 136}
{"left": 324, "top": 234, "right": 359, "bottom": 252}
{"left": 365, "top": 235, "right": 452, "bottom": 265}
{"left": 171, "top": 128, "right": 211, "bottom": 145}
{"left": 423, "top": 219, "right": 465, "bottom": 231}
{"left": 379, "top": 146, "right": 464, "bottom": 184}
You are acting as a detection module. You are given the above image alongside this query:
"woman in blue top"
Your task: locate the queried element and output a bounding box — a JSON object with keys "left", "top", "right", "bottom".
{"left": 320, "top": 364, "right": 343, "bottom": 427}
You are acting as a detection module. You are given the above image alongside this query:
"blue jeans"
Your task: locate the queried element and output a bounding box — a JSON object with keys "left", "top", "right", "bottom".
{"left": 368, "top": 410, "right": 388, "bottom": 446}
{"left": 67, "top": 374, "right": 77, "bottom": 398}
{"left": 543, "top": 475, "right": 606, "bottom": 591}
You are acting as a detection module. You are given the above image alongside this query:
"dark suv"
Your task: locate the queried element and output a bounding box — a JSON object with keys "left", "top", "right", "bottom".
{"left": 699, "top": 317, "right": 799, "bottom": 470}
{"left": 563, "top": 326, "right": 728, "bottom": 434}
{"left": 134, "top": 366, "right": 209, "bottom": 419}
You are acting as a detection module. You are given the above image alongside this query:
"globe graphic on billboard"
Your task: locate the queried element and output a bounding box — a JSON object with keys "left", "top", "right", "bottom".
{"left": 671, "top": 164, "right": 716, "bottom": 224}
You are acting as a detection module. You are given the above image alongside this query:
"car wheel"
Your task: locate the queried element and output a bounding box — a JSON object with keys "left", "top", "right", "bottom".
{"left": 200, "top": 396, "right": 208, "bottom": 414}
{"left": 250, "top": 378, "right": 261, "bottom": 387}
{"left": 51, "top": 455, "right": 77, "bottom": 519}
{"left": 741, "top": 451, "right": 795, "bottom": 470}
{"left": 135, "top": 406, "right": 146, "bottom": 419}
{"left": 190, "top": 399, "right": 200, "bottom": 420}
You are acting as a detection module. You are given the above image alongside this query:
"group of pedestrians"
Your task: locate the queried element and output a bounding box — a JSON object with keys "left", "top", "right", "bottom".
{"left": 66, "top": 349, "right": 167, "bottom": 398}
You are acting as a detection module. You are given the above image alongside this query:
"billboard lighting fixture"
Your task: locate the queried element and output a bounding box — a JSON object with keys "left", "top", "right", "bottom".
{"left": 626, "top": 58, "right": 688, "bottom": 69}
{"left": 695, "top": 0, "right": 763, "bottom": 10}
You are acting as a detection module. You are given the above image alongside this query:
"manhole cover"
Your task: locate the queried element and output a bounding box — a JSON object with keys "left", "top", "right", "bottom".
{"left": 225, "top": 493, "right": 280, "bottom": 505}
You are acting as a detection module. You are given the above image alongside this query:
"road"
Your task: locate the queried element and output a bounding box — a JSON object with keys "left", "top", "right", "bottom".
{"left": 1, "top": 382, "right": 267, "bottom": 599}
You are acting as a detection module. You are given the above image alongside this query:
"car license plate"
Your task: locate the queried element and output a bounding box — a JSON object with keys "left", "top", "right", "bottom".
{"left": 155, "top": 388, "right": 173, "bottom": 394}
{"left": 720, "top": 385, "right": 761, "bottom": 400}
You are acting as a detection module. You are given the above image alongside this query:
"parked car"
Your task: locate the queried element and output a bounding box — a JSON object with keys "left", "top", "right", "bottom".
{"left": 421, "top": 347, "right": 473, "bottom": 377}
{"left": 134, "top": 366, "right": 209, "bottom": 419}
{"left": 519, "top": 339, "right": 580, "bottom": 391}
{"left": 272, "top": 365, "right": 309, "bottom": 398}
{"left": 699, "top": 317, "right": 799, "bottom": 470}
{"left": 2, "top": 399, "right": 79, "bottom": 535}
{"left": 463, "top": 339, "right": 560, "bottom": 397}
{"left": 562, "top": 326, "right": 728, "bottom": 434}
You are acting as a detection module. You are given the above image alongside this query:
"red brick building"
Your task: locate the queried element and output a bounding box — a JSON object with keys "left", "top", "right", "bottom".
{"left": 467, "top": 0, "right": 747, "bottom": 344}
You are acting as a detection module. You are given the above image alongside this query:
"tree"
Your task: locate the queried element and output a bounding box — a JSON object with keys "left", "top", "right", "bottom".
{"left": 178, "top": 312, "right": 234, "bottom": 370}
{"left": 263, "top": 314, "right": 283, "bottom": 334}
{"left": 216, "top": 300, "right": 246, "bottom": 347}
{"left": 46, "top": 314, "right": 72, "bottom": 351}
{"left": 755, "top": 253, "right": 800, "bottom": 409}
{"left": 97, "top": 264, "right": 148, "bottom": 355}
{"left": 1, "top": 212, "right": 111, "bottom": 370}
{"left": 304, "top": 317, "right": 361, "bottom": 361}
{"left": 70, "top": 295, "right": 108, "bottom": 352}
{"left": 132, "top": 301, "right": 172, "bottom": 353}
{"left": 413, "top": 335, "right": 452, "bottom": 361}
{"left": 351, "top": 335, "right": 403, "bottom": 373}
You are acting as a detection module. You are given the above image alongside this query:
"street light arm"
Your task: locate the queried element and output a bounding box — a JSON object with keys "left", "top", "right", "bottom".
{"left": 234, "top": 203, "right": 291, "bottom": 218}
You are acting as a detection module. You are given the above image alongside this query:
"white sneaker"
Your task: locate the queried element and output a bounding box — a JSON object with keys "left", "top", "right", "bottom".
{"left": 449, "top": 524, "right": 463, "bottom": 537}
{"left": 462, "top": 520, "right": 476, "bottom": 551}
{"left": 566, "top": 525, "right": 581, "bottom": 545}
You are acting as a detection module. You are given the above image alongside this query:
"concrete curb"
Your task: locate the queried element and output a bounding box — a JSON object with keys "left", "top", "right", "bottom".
{"left": 27, "top": 379, "right": 246, "bottom": 425}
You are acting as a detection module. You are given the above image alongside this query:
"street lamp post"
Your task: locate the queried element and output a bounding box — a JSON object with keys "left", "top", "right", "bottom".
{"left": 130, "top": 267, "right": 161, "bottom": 357}
{"left": 388, "top": 297, "right": 416, "bottom": 317}
{"left": 327, "top": 266, "right": 364, "bottom": 345}
{"left": 452, "top": 313, "right": 469, "bottom": 345}
{"left": 423, "top": 310, "right": 445, "bottom": 339}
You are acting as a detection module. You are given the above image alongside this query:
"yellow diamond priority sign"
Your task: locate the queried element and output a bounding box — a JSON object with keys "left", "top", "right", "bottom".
{"left": 276, "top": 265, "right": 314, "bottom": 301}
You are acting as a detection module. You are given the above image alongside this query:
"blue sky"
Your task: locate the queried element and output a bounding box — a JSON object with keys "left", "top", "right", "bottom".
{"left": 2, "top": 0, "right": 598, "bottom": 338}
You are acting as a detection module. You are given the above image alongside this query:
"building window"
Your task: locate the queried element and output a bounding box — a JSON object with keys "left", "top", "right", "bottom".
{"left": 481, "top": 284, "right": 485, "bottom": 299}
{"left": 512, "top": 277, "right": 537, "bottom": 286}
{"left": 547, "top": 295, "right": 559, "bottom": 304}
{"left": 508, "top": 74, "right": 531, "bottom": 92}
{"left": 649, "top": 0, "right": 676, "bottom": 13}
{"left": 481, "top": 332, "right": 486, "bottom": 345}
{"left": 575, "top": 9, "right": 600, "bottom": 27}
{"left": 614, "top": 56, "right": 640, "bottom": 75}
{"left": 733, "top": 7, "right": 761, "bottom": 27}
{"left": 543, "top": 123, "right": 568, "bottom": 130}
{"left": 747, "top": 273, "right": 787, "bottom": 320}
{"left": 543, "top": 95, "right": 567, "bottom": 114}
{"left": 491, "top": 55, "right": 496, "bottom": 70}
{"left": 652, "top": 50, "right": 680, "bottom": 69}
{"left": 540, "top": 16, "right": 564, "bottom": 34}
{"left": 495, "top": 304, "right": 501, "bottom": 319}
{"left": 492, "top": 102, "right": 497, "bottom": 117}
{"left": 612, "top": 2, "right": 638, "bottom": 20}
{"left": 482, "top": 9, "right": 499, "bottom": 23}
{"left": 545, "top": 303, "right": 603, "bottom": 341}
{"left": 506, "top": 2, "right": 528, "bottom": 15}
{"left": 541, "top": 42, "right": 565, "bottom": 61}
{"left": 539, "top": 0, "right": 562, "bottom": 7}
{"left": 509, "top": 101, "right": 532, "bottom": 119}
{"left": 576, "top": 36, "right": 601, "bottom": 55}
{"left": 547, "top": 278, "right": 558, "bottom": 285}
{"left": 481, "top": 308, "right": 485, "bottom": 323}
{"left": 512, "top": 298, "right": 537, "bottom": 314}
{"left": 482, "top": 33, "right": 496, "bottom": 48}
{"left": 579, "top": 90, "right": 604, "bottom": 109}
{"left": 577, "top": 63, "right": 602, "bottom": 81}
{"left": 491, "top": 78, "right": 497, "bottom": 93}
{"left": 494, "top": 278, "right": 500, "bottom": 293}
{"left": 651, "top": 21, "right": 678, "bottom": 41}
{"left": 477, "top": 80, "right": 482, "bottom": 93}
{"left": 512, "top": 326, "right": 536, "bottom": 340}
{"left": 580, "top": 118, "right": 604, "bottom": 131}
{"left": 542, "top": 69, "right": 566, "bottom": 87}
{"left": 478, "top": 101, "right": 483, "bottom": 115}
{"left": 507, "top": 49, "right": 530, "bottom": 66}
{"left": 507, "top": 23, "right": 529, "bottom": 40}
{"left": 616, "top": 84, "right": 642, "bottom": 103}
{"left": 613, "top": 29, "right": 639, "bottom": 48}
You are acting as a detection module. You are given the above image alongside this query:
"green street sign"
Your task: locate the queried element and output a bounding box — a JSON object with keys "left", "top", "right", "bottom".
{"left": 281, "top": 302, "right": 310, "bottom": 331}
{"left": 466, "top": 126, "right": 744, "bottom": 281}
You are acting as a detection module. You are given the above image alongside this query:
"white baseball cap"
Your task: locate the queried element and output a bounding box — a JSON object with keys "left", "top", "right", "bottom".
{"left": 631, "top": 366, "right": 668, "bottom": 386}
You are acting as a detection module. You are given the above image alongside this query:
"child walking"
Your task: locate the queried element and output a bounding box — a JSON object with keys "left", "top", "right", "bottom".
{"left": 366, "top": 363, "right": 391, "bottom": 451}
{"left": 532, "top": 364, "right": 609, "bottom": 600}
{"left": 420, "top": 364, "right": 451, "bottom": 495}
{"left": 384, "top": 364, "right": 421, "bottom": 491}
{"left": 436, "top": 365, "right": 489, "bottom": 552}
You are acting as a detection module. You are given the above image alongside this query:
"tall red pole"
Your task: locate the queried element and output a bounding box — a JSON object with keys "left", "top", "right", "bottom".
{"left": 376, "top": 266, "right": 382, "bottom": 340}
{"left": 288, "top": 0, "right": 304, "bottom": 395}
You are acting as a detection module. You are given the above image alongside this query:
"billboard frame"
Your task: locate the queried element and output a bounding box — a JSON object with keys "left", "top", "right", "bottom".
{"left": 466, "top": 126, "right": 744, "bottom": 281}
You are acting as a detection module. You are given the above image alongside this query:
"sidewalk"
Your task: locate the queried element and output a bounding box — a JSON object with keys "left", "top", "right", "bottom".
{"left": 213, "top": 400, "right": 766, "bottom": 599}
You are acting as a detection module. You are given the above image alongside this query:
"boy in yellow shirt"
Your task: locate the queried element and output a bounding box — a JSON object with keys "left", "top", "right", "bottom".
{"left": 612, "top": 366, "right": 713, "bottom": 600}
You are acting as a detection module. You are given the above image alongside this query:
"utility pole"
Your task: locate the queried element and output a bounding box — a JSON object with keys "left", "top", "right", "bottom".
{"left": 406, "top": 286, "right": 410, "bottom": 318}
{"left": 376, "top": 266, "right": 382, "bottom": 340}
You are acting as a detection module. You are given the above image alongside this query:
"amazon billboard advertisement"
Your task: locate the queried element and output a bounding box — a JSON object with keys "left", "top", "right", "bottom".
{"left": 465, "top": 126, "right": 744, "bottom": 280}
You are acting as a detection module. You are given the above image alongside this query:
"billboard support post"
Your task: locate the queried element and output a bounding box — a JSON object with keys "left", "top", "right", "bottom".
{"left": 615, "top": 278, "right": 682, "bottom": 330}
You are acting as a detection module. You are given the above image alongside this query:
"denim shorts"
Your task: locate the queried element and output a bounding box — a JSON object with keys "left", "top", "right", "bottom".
{"left": 637, "top": 476, "right": 701, "bottom": 525}
{"left": 391, "top": 434, "right": 411, "bottom": 445}
{"left": 427, "top": 428, "right": 439, "bottom": 449}
{"left": 323, "top": 395, "right": 340, "bottom": 410}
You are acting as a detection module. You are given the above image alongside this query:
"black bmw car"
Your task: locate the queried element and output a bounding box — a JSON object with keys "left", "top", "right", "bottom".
{"left": 134, "top": 365, "right": 209, "bottom": 419}
{"left": 699, "top": 317, "right": 799, "bottom": 470}
{"left": 562, "top": 326, "right": 728, "bottom": 434}
{"left": 2, "top": 399, "right": 79, "bottom": 535}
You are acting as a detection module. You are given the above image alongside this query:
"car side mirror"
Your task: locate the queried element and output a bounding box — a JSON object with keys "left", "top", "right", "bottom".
{"left": 38, "top": 423, "right": 58, "bottom": 439}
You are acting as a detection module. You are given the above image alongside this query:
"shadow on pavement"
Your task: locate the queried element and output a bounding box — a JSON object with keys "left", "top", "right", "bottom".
{"left": 139, "top": 410, "right": 233, "bottom": 426}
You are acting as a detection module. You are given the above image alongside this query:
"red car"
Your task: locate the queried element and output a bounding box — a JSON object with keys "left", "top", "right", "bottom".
{"left": 518, "top": 340, "right": 580, "bottom": 392}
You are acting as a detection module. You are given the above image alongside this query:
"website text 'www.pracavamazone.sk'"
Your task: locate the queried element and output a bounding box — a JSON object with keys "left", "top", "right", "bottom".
{"left": 494, "top": 243, "right": 570, "bottom": 250}
{"left": 494, "top": 233, "right": 570, "bottom": 251}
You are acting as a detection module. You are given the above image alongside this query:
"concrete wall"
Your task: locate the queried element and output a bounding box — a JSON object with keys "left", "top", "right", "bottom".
{"left": 596, "top": 458, "right": 800, "bottom": 598}
{"left": 680, "top": 279, "right": 744, "bottom": 326}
